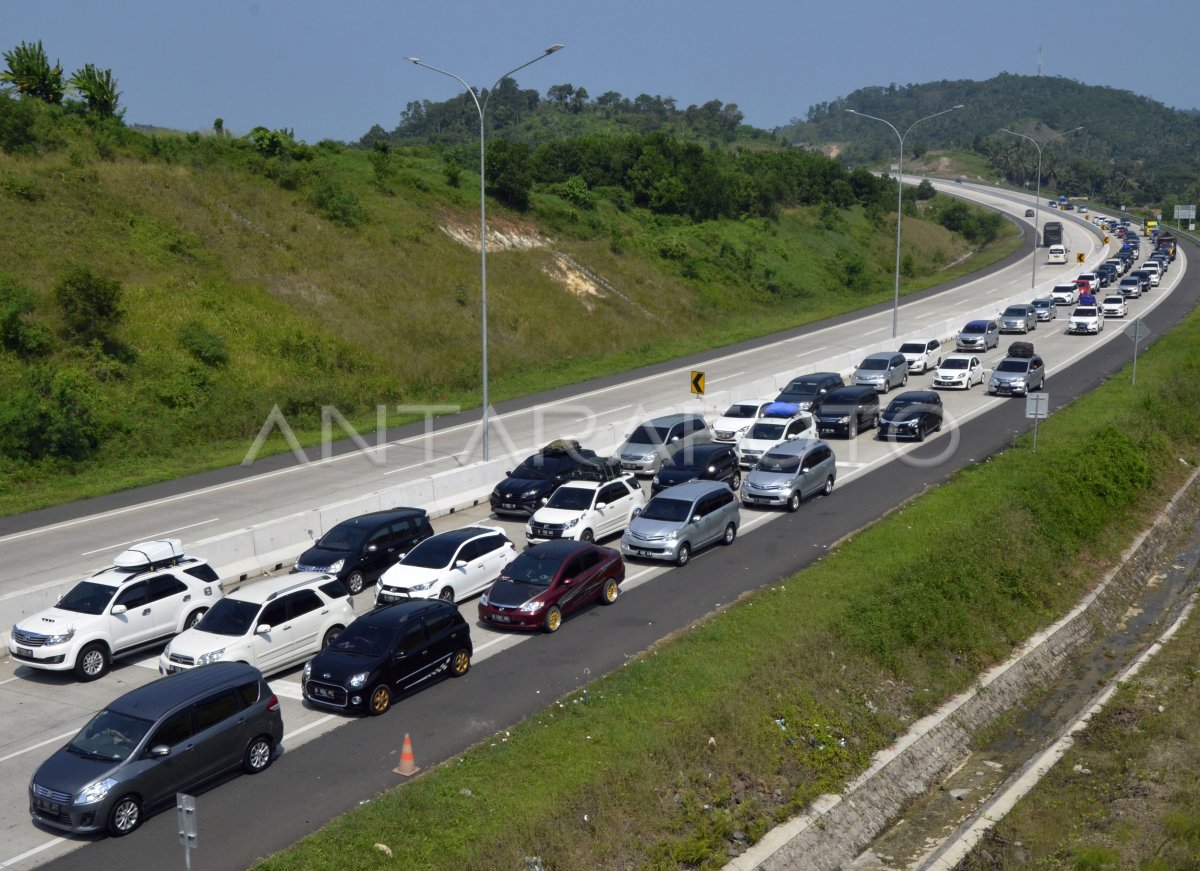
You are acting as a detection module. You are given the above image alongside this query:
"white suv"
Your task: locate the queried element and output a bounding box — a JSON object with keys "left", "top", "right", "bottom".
{"left": 9, "top": 539, "right": 223, "bottom": 681}
{"left": 526, "top": 476, "right": 645, "bottom": 545}
{"left": 735, "top": 405, "right": 818, "bottom": 469}
{"left": 159, "top": 572, "right": 353, "bottom": 677}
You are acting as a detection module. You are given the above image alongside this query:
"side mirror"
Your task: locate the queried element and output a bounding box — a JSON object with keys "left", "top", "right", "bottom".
{"left": 256, "top": 624, "right": 272, "bottom": 635}
{"left": 631, "top": 506, "right": 642, "bottom": 517}
{"left": 111, "top": 604, "right": 127, "bottom": 616}
{"left": 455, "top": 560, "right": 467, "bottom": 569}
{"left": 595, "top": 502, "right": 607, "bottom": 510}
{"left": 691, "top": 515, "right": 702, "bottom": 524}
{"left": 367, "top": 544, "right": 378, "bottom": 553}
{"left": 149, "top": 744, "right": 171, "bottom": 759}
{"left": 505, "top": 470, "right": 512, "bottom": 476}
{"left": 670, "top": 435, "right": 680, "bottom": 443}
{"left": 562, "top": 576, "right": 573, "bottom": 585}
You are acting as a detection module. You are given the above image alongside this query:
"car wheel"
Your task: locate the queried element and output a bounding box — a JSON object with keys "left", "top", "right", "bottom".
{"left": 438, "top": 587, "right": 455, "bottom": 603}
{"left": 451, "top": 647, "right": 471, "bottom": 676}
{"left": 872, "top": 412, "right": 881, "bottom": 430}
{"left": 543, "top": 605, "right": 563, "bottom": 633}
{"left": 730, "top": 471, "right": 742, "bottom": 490}
{"left": 786, "top": 492, "right": 801, "bottom": 513}
{"left": 916, "top": 423, "right": 926, "bottom": 442}
{"left": 847, "top": 418, "right": 858, "bottom": 439}
{"left": 74, "top": 642, "right": 110, "bottom": 682}
{"left": 107, "top": 794, "right": 142, "bottom": 837}
{"left": 901, "top": 374, "right": 908, "bottom": 387}
{"left": 600, "top": 578, "right": 619, "bottom": 605}
{"left": 722, "top": 523, "right": 737, "bottom": 546}
{"left": 185, "top": 608, "right": 207, "bottom": 630}
{"left": 674, "top": 543, "right": 691, "bottom": 567}
{"left": 579, "top": 529, "right": 594, "bottom": 543}
{"left": 346, "top": 571, "right": 366, "bottom": 596}
{"left": 243, "top": 735, "right": 274, "bottom": 774}
{"left": 368, "top": 684, "right": 392, "bottom": 716}
{"left": 322, "top": 625, "right": 343, "bottom": 649}
{"left": 822, "top": 476, "right": 835, "bottom": 496}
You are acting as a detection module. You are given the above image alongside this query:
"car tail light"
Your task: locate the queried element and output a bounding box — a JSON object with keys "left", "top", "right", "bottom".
{"left": 267, "top": 694, "right": 280, "bottom": 713}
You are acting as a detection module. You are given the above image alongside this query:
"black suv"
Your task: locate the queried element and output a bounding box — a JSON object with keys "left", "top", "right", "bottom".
{"left": 490, "top": 440, "right": 599, "bottom": 516}
{"left": 775, "top": 372, "right": 846, "bottom": 410}
{"left": 295, "top": 508, "right": 433, "bottom": 594}
{"left": 651, "top": 442, "right": 740, "bottom": 495}
{"left": 814, "top": 386, "right": 880, "bottom": 439}
{"left": 303, "top": 599, "right": 472, "bottom": 716}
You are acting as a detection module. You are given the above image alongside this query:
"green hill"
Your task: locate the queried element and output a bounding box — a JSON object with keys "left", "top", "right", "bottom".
{"left": 0, "top": 90, "right": 1015, "bottom": 514}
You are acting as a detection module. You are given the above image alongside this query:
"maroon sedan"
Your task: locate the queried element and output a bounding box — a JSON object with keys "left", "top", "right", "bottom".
{"left": 478, "top": 540, "right": 623, "bottom": 633}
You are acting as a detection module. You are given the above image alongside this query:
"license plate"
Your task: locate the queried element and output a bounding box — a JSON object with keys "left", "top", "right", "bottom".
{"left": 634, "top": 549, "right": 655, "bottom": 557}
{"left": 34, "top": 798, "right": 61, "bottom": 815}
{"left": 502, "top": 503, "right": 517, "bottom": 509}
{"left": 166, "top": 665, "right": 184, "bottom": 675}
{"left": 621, "top": 463, "right": 638, "bottom": 471}
{"left": 492, "top": 614, "right": 512, "bottom": 623}
{"left": 17, "top": 646, "right": 32, "bottom": 657}
{"left": 311, "top": 686, "right": 337, "bottom": 699}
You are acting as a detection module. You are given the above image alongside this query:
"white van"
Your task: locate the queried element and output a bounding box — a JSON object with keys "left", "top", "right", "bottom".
{"left": 1047, "top": 245, "right": 1068, "bottom": 264}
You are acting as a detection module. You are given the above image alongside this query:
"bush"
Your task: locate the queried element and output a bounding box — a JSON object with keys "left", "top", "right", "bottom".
{"left": 0, "top": 276, "right": 52, "bottom": 355}
{"left": 53, "top": 266, "right": 122, "bottom": 340}
{"left": 178, "top": 320, "right": 228, "bottom": 367}
{"left": 0, "top": 366, "right": 107, "bottom": 461}
{"left": 310, "top": 178, "right": 365, "bottom": 227}
{"left": 915, "top": 179, "right": 937, "bottom": 200}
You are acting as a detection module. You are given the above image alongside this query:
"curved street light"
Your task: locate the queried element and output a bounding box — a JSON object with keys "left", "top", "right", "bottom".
{"left": 846, "top": 105, "right": 964, "bottom": 338}
{"left": 1000, "top": 126, "right": 1084, "bottom": 291}
{"left": 405, "top": 44, "right": 564, "bottom": 461}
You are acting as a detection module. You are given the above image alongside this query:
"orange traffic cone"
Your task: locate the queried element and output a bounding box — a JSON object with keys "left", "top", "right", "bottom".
{"left": 394, "top": 733, "right": 420, "bottom": 777}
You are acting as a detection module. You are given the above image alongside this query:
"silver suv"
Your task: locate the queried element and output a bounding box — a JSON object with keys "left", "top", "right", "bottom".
{"left": 10, "top": 539, "right": 223, "bottom": 681}
{"left": 999, "top": 304, "right": 1038, "bottom": 333}
{"left": 852, "top": 352, "right": 908, "bottom": 393}
{"left": 740, "top": 438, "right": 837, "bottom": 512}
{"left": 988, "top": 354, "right": 1046, "bottom": 396}
{"left": 617, "top": 413, "right": 711, "bottom": 475}
{"left": 620, "top": 480, "right": 739, "bottom": 566}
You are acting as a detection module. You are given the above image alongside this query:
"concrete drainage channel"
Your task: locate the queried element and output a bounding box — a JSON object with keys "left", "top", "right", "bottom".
{"left": 726, "top": 467, "right": 1200, "bottom": 871}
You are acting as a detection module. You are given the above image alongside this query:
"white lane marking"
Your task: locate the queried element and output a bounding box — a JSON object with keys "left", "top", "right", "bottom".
{"left": 78, "top": 519, "right": 221, "bottom": 557}
{"left": 283, "top": 714, "right": 336, "bottom": 742}
{"left": 0, "top": 730, "right": 76, "bottom": 764}
{"left": 270, "top": 680, "right": 305, "bottom": 701}
{"left": 0, "top": 676, "right": 19, "bottom": 686}
{"left": 863, "top": 327, "right": 887, "bottom": 336}
{"left": 0, "top": 837, "right": 66, "bottom": 868}
{"left": 709, "top": 372, "right": 745, "bottom": 383}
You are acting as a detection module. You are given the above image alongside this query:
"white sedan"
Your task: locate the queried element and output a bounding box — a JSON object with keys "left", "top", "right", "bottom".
{"left": 932, "top": 354, "right": 984, "bottom": 390}
{"left": 375, "top": 526, "right": 515, "bottom": 605}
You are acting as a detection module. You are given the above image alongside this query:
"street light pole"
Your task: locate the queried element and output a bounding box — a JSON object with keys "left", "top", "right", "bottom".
{"left": 846, "top": 105, "right": 963, "bottom": 338}
{"left": 405, "top": 44, "right": 564, "bottom": 461}
{"left": 1000, "top": 126, "right": 1083, "bottom": 293}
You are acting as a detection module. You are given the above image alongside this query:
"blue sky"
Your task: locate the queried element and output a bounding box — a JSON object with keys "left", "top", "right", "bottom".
{"left": 6, "top": 0, "right": 1198, "bottom": 143}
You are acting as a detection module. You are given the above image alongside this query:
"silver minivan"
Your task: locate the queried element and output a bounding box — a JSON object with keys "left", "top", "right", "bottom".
{"left": 740, "top": 438, "right": 837, "bottom": 512}
{"left": 616, "top": 413, "right": 712, "bottom": 475}
{"left": 620, "top": 480, "right": 739, "bottom": 566}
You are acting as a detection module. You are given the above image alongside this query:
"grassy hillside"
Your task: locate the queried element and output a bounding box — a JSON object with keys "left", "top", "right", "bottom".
{"left": 0, "top": 99, "right": 1017, "bottom": 513}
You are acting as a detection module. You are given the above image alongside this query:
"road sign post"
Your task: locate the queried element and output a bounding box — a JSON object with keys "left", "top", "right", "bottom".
{"left": 690, "top": 370, "right": 705, "bottom": 396}
{"left": 1025, "top": 392, "right": 1049, "bottom": 450}
{"left": 177, "top": 793, "right": 197, "bottom": 870}
{"left": 1125, "top": 319, "right": 1151, "bottom": 385}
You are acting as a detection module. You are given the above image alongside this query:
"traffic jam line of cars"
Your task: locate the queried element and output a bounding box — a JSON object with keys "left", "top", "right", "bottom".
{"left": 4, "top": 217, "right": 1178, "bottom": 846}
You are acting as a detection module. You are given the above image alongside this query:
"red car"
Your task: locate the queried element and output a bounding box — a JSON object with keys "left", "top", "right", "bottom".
{"left": 478, "top": 540, "right": 623, "bottom": 633}
{"left": 1074, "top": 277, "right": 1094, "bottom": 295}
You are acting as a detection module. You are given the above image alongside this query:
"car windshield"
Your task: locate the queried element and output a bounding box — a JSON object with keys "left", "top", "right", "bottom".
{"left": 68, "top": 709, "right": 154, "bottom": 762}
{"left": 639, "top": 497, "right": 693, "bottom": 523}
{"left": 1104, "top": 297, "right": 1123, "bottom": 305}
{"left": 502, "top": 551, "right": 566, "bottom": 587}
{"left": 996, "top": 360, "right": 1029, "bottom": 373}
{"left": 887, "top": 397, "right": 925, "bottom": 411}
{"left": 316, "top": 525, "right": 367, "bottom": 551}
{"left": 784, "top": 379, "right": 824, "bottom": 394}
{"left": 1074, "top": 307, "right": 1098, "bottom": 317}
{"left": 401, "top": 535, "right": 461, "bottom": 569}
{"left": 859, "top": 358, "right": 888, "bottom": 370}
{"left": 329, "top": 621, "right": 395, "bottom": 657}
{"left": 195, "top": 597, "right": 260, "bottom": 637}
{"left": 1033, "top": 301, "right": 1050, "bottom": 308}
{"left": 899, "top": 343, "right": 928, "bottom": 354}
{"left": 510, "top": 459, "right": 551, "bottom": 480}
{"left": 545, "top": 486, "right": 594, "bottom": 511}
{"left": 57, "top": 581, "right": 118, "bottom": 615}
{"left": 721, "top": 404, "right": 759, "bottom": 419}
{"left": 962, "top": 323, "right": 986, "bottom": 334}
{"left": 1002, "top": 307, "right": 1026, "bottom": 317}
{"left": 941, "top": 358, "right": 970, "bottom": 370}
{"left": 664, "top": 450, "right": 715, "bottom": 472}
{"left": 747, "top": 422, "right": 785, "bottom": 440}
{"left": 627, "top": 424, "right": 669, "bottom": 446}
{"left": 756, "top": 452, "right": 802, "bottom": 473}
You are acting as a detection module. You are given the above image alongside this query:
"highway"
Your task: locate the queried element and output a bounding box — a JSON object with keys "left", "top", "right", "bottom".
{"left": 0, "top": 182, "right": 1189, "bottom": 868}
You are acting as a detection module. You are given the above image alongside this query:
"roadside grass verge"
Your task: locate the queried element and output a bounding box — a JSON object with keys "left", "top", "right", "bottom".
{"left": 254, "top": 281, "right": 1200, "bottom": 867}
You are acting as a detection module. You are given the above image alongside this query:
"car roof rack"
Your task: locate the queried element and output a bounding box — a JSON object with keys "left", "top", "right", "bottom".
{"left": 570, "top": 456, "right": 623, "bottom": 482}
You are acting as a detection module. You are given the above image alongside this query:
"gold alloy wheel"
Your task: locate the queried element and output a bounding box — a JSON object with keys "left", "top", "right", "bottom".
{"left": 602, "top": 578, "right": 618, "bottom": 604}
{"left": 545, "top": 606, "right": 562, "bottom": 633}
{"left": 370, "top": 685, "right": 391, "bottom": 715}
{"left": 452, "top": 649, "right": 470, "bottom": 675}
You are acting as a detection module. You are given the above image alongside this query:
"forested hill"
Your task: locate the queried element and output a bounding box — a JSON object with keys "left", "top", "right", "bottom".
{"left": 779, "top": 73, "right": 1200, "bottom": 207}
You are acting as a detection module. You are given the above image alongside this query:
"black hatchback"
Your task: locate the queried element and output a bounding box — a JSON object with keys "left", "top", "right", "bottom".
{"left": 651, "top": 443, "right": 740, "bottom": 495}
{"left": 302, "top": 600, "right": 472, "bottom": 716}
{"left": 294, "top": 508, "right": 433, "bottom": 595}
{"left": 490, "top": 441, "right": 599, "bottom": 516}
{"left": 878, "top": 391, "right": 944, "bottom": 442}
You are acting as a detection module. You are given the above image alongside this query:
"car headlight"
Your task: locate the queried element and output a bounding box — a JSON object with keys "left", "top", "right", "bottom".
{"left": 522, "top": 488, "right": 540, "bottom": 499}
{"left": 519, "top": 600, "right": 546, "bottom": 613}
{"left": 410, "top": 580, "right": 434, "bottom": 591}
{"left": 44, "top": 628, "right": 75, "bottom": 645}
{"left": 328, "top": 559, "right": 345, "bottom": 573}
{"left": 304, "top": 661, "right": 312, "bottom": 679}
{"left": 197, "top": 648, "right": 226, "bottom": 666}
{"left": 663, "top": 529, "right": 680, "bottom": 541}
{"left": 565, "top": 517, "right": 579, "bottom": 528}
{"left": 651, "top": 476, "right": 659, "bottom": 484}
{"left": 837, "top": 416, "right": 849, "bottom": 424}
{"left": 480, "top": 590, "right": 490, "bottom": 606}
{"left": 348, "top": 671, "right": 369, "bottom": 689}
{"left": 76, "top": 777, "right": 117, "bottom": 805}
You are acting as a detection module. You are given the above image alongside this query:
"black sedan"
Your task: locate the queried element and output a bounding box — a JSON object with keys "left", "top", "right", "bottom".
{"left": 651, "top": 443, "right": 740, "bottom": 495}
{"left": 302, "top": 600, "right": 472, "bottom": 716}
{"left": 490, "top": 441, "right": 598, "bottom": 516}
{"left": 478, "top": 540, "right": 623, "bottom": 633}
{"left": 877, "top": 391, "right": 943, "bottom": 442}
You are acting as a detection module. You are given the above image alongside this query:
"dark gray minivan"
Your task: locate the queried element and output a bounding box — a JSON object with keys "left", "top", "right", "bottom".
{"left": 29, "top": 662, "right": 283, "bottom": 837}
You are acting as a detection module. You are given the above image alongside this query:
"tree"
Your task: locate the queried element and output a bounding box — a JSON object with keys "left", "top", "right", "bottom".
{"left": 485, "top": 139, "right": 533, "bottom": 209}
{"left": 54, "top": 267, "right": 123, "bottom": 341}
{"left": 1, "top": 40, "right": 65, "bottom": 104}
{"left": 68, "top": 64, "right": 121, "bottom": 117}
